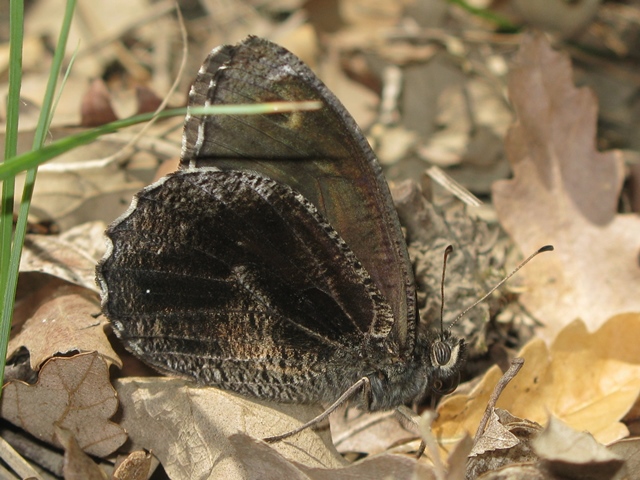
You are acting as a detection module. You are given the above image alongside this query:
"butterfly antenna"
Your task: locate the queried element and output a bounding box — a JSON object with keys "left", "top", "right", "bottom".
{"left": 448, "top": 245, "right": 554, "bottom": 330}
{"left": 440, "top": 245, "right": 454, "bottom": 334}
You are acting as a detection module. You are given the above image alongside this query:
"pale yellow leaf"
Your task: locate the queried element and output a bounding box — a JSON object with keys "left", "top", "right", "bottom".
{"left": 433, "top": 314, "right": 640, "bottom": 448}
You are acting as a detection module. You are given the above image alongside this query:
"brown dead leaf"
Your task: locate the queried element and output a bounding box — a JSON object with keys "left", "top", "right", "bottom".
{"left": 1, "top": 352, "right": 127, "bottom": 458}
{"left": 55, "top": 425, "right": 109, "bottom": 480}
{"left": 134, "top": 85, "right": 163, "bottom": 115}
{"left": 80, "top": 78, "right": 119, "bottom": 127}
{"left": 58, "top": 221, "right": 110, "bottom": 263}
{"left": 20, "top": 156, "right": 151, "bottom": 232}
{"left": 433, "top": 314, "right": 640, "bottom": 449}
{"left": 513, "top": 0, "right": 601, "bottom": 38}
{"left": 492, "top": 33, "right": 640, "bottom": 342}
{"left": 115, "top": 377, "right": 345, "bottom": 480}
{"left": 8, "top": 283, "right": 120, "bottom": 371}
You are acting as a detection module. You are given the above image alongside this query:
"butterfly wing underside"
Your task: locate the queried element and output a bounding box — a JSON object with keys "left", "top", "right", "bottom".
{"left": 181, "top": 37, "right": 416, "bottom": 355}
{"left": 98, "top": 169, "right": 396, "bottom": 402}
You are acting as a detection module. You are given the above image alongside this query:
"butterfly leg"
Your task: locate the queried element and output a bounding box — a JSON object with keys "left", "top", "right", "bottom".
{"left": 263, "top": 376, "right": 371, "bottom": 443}
{"left": 395, "top": 404, "right": 428, "bottom": 458}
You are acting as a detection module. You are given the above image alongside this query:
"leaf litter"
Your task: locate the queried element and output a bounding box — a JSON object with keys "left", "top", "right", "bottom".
{"left": 2, "top": 1, "right": 640, "bottom": 479}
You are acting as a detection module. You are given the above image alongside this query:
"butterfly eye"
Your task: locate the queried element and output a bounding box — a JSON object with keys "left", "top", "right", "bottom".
{"left": 432, "top": 340, "right": 452, "bottom": 366}
{"left": 431, "top": 370, "right": 461, "bottom": 395}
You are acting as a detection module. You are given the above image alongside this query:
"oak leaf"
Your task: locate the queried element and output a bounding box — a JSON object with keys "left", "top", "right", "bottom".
{"left": 1, "top": 352, "right": 126, "bottom": 457}
{"left": 492, "top": 33, "right": 640, "bottom": 341}
{"left": 433, "top": 314, "right": 640, "bottom": 448}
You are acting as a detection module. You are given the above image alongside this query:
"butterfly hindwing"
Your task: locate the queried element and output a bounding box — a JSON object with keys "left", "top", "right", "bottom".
{"left": 98, "top": 168, "right": 396, "bottom": 401}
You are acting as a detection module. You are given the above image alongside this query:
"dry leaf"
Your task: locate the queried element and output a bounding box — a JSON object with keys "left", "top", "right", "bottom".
{"left": 471, "top": 410, "right": 521, "bottom": 456}
{"left": 608, "top": 438, "right": 640, "bottom": 479}
{"left": 18, "top": 157, "right": 150, "bottom": 232}
{"left": 134, "top": 85, "right": 163, "bottom": 115}
{"left": 492, "top": 33, "right": 640, "bottom": 342}
{"left": 80, "top": 78, "right": 119, "bottom": 127}
{"left": 115, "top": 377, "right": 345, "bottom": 480}
{"left": 533, "top": 416, "right": 624, "bottom": 479}
{"left": 433, "top": 314, "right": 640, "bottom": 448}
{"left": 58, "top": 221, "right": 110, "bottom": 262}
{"left": 331, "top": 408, "right": 415, "bottom": 456}
{"left": 513, "top": 0, "right": 601, "bottom": 38}
{"left": 8, "top": 283, "right": 120, "bottom": 371}
{"left": 467, "top": 409, "right": 541, "bottom": 478}
{"left": 229, "top": 433, "right": 436, "bottom": 480}
{"left": 113, "top": 450, "right": 154, "bottom": 480}
{"left": 55, "top": 425, "right": 109, "bottom": 480}
{"left": 1, "top": 352, "right": 127, "bottom": 457}
{"left": 19, "top": 222, "right": 107, "bottom": 292}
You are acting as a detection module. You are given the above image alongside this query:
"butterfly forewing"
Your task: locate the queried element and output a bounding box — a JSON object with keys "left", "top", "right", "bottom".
{"left": 181, "top": 37, "right": 416, "bottom": 354}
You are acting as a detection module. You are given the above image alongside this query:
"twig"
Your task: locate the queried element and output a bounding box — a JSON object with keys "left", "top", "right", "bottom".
{"left": 473, "top": 357, "right": 524, "bottom": 445}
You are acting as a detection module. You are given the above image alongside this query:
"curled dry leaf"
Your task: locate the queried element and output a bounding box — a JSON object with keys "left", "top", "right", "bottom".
{"left": 0, "top": 352, "right": 127, "bottom": 458}
{"left": 433, "top": 314, "right": 640, "bottom": 449}
{"left": 492, "top": 33, "right": 640, "bottom": 342}
{"left": 467, "top": 409, "right": 541, "bottom": 478}
{"left": 8, "top": 283, "right": 120, "bottom": 371}
{"left": 113, "top": 450, "right": 154, "bottom": 480}
{"left": 471, "top": 410, "right": 523, "bottom": 456}
{"left": 115, "top": 377, "right": 345, "bottom": 480}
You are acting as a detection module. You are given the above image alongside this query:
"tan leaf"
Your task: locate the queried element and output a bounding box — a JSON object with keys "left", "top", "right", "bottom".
{"left": 113, "top": 451, "right": 154, "bottom": 480}
{"left": 19, "top": 222, "right": 108, "bottom": 292}
{"left": 1, "top": 352, "right": 127, "bottom": 457}
{"left": 55, "top": 426, "right": 109, "bottom": 480}
{"left": 433, "top": 314, "right": 640, "bottom": 448}
{"left": 491, "top": 33, "right": 640, "bottom": 342}
{"left": 331, "top": 408, "right": 417, "bottom": 456}
{"left": 115, "top": 377, "right": 345, "bottom": 480}
{"left": 228, "top": 433, "right": 436, "bottom": 479}
{"left": 8, "top": 283, "right": 121, "bottom": 371}
{"left": 18, "top": 158, "right": 149, "bottom": 232}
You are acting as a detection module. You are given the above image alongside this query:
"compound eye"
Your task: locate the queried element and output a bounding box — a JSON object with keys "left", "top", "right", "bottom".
{"left": 433, "top": 340, "right": 451, "bottom": 366}
{"left": 431, "top": 370, "right": 460, "bottom": 395}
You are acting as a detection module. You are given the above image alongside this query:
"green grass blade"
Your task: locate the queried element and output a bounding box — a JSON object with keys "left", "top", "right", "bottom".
{"left": 0, "top": 0, "right": 77, "bottom": 389}
{"left": 0, "top": 0, "right": 26, "bottom": 384}
{"left": 0, "top": 101, "right": 321, "bottom": 181}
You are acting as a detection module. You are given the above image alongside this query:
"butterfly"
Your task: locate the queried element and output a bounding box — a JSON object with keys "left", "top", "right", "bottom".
{"left": 96, "top": 36, "right": 465, "bottom": 422}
